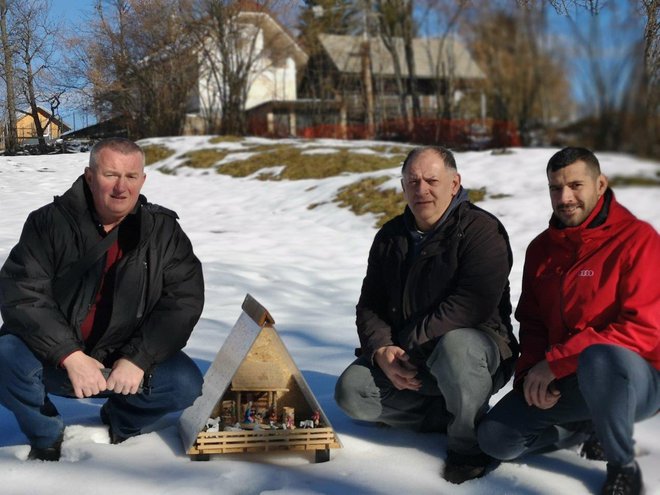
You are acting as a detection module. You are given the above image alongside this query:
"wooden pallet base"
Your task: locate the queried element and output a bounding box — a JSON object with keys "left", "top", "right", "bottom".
{"left": 187, "top": 427, "right": 340, "bottom": 463}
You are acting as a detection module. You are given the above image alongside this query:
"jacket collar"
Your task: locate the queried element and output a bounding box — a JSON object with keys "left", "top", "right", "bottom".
{"left": 404, "top": 186, "right": 469, "bottom": 242}
{"left": 546, "top": 188, "right": 639, "bottom": 246}
{"left": 549, "top": 187, "right": 612, "bottom": 233}
{"left": 54, "top": 175, "right": 150, "bottom": 244}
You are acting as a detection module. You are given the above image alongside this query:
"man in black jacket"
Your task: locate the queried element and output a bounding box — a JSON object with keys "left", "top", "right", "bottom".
{"left": 0, "top": 138, "right": 205, "bottom": 461}
{"left": 335, "top": 146, "right": 517, "bottom": 483}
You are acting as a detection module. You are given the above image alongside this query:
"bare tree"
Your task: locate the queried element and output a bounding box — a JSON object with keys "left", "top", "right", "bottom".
{"left": 79, "top": 0, "right": 197, "bottom": 138}
{"left": 9, "top": 0, "right": 67, "bottom": 152}
{"left": 297, "top": 0, "right": 361, "bottom": 135}
{"left": 375, "top": 0, "right": 411, "bottom": 127}
{"left": 419, "top": 0, "right": 471, "bottom": 121}
{"left": 182, "top": 0, "right": 299, "bottom": 135}
{"left": 186, "top": 0, "right": 257, "bottom": 134}
{"left": 520, "top": 0, "right": 659, "bottom": 155}
{"left": 464, "top": 3, "right": 571, "bottom": 144}
{"left": 561, "top": 2, "right": 649, "bottom": 150}
{"left": 0, "top": 0, "right": 17, "bottom": 154}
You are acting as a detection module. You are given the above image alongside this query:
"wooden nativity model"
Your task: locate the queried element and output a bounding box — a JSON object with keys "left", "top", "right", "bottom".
{"left": 179, "top": 294, "right": 342, "bottom": 462}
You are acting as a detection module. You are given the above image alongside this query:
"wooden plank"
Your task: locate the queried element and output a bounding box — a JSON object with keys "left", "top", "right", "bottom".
{"left": 190, "top": 427, "right": 341, "bottom": 455}
{"left": 242, "top": 293, "right": 275, "bottom": 326}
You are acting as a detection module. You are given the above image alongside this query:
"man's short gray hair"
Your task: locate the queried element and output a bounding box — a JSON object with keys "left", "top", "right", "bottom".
{"left": 89, "top": 137, "right": 145, "bottom": 169}
{"left": 401, "top": 146, "right": 457, "bottom": 174}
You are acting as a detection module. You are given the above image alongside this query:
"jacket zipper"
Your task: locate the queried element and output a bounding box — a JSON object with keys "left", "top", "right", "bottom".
{"left": 136, "top": 260, "right": 148, "bottom": 319}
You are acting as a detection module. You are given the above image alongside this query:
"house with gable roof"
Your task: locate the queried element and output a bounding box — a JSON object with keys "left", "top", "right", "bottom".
{"left": 184, "top": 3, "right": 308, "bottom": 135}
{"left": 294, "top": 33, "right": 487, "bottom": 138}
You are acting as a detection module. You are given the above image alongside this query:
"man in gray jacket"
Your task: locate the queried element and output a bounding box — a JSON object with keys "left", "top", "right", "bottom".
{"left": 0, "top": 138, "right": 204, "bottom": 461}
{"left": 335, "top": 146, "right": 518, "bottom": 483}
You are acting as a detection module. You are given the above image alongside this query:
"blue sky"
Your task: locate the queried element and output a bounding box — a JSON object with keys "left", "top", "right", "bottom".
{"left": 50, "top": 0, "right": 95, "bottom": 24}
{"left": 48, "top": 1, "right": 98, "bottom": 129}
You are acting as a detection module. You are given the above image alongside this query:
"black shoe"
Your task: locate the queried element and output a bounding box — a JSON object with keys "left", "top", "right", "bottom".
{"left": 100, "top": 405, "right": 128, "bottom": 445}
{"left": 443, "top": 450, "right": 492, "bottom": 484}
{"left": 581, "top": 432, "right": 607, "bottom": 461}
{"left": 27, "top": 435, "right": 63, "bottom": 462}
{"left": 601, "top": 462, "right": 643, "bottom": 495}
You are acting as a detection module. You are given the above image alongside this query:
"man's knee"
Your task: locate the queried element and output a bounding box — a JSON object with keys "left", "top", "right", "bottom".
{"left": 577, "top": 344, "right": 634, "bottom": 395}
{"left": 477, "top": 416, "right": 525, "bottom": 461}
{"left": 0, "top": 334, "right": 40, "bottom": 376}
{"left": 334, "top": 364, "right": 376, "bottom": 421}
{"left": 427, "top": 328, "right": 500, "bottom": 380}
{"left": 154, "top": 352, "right": 203, "bottom": 409}
{"left": 578, "top": 344, "right": 627, "bottom": 377}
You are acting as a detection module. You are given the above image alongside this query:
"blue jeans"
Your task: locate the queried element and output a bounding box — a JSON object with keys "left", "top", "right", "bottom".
{"left": 0, "top": 334, "right": 203, "bottom": 449}
{"left": 477, "top": 344, "right": 660, "bottom": 467}
{"left": 335, "top": 328, "right": 506, "bottom": 454}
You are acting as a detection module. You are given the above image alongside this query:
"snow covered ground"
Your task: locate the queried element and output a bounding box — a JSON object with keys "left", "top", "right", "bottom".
{"left": 0, "top": 137, "right": 658, "bottom": 495}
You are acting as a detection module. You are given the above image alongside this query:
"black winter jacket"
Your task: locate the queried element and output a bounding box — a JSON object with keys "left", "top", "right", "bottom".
{"left": 356, "top": 200, "right": 518, "bottom": 366}
{"left": 0, "top": 176, "right": 204, "bottom": 371}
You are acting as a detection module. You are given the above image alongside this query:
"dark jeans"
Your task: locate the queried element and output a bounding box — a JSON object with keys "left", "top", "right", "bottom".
{"left": 477, "top": 344, "right": 660, "bottom": 467}
{"left": 0, "top": 334, "right": 203, "bottom": 449}
{"left": 335, "top": 328, "right": 505, "bottom": 455}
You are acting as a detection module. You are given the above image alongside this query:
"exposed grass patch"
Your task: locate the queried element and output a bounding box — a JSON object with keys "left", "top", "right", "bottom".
{"left": 208, "top": 135, "right": 244, "bottom": 144}
{"left": 142, "top": 144, "right": 176, "bottom": 166}
{"left": 468, "top": 187, "right": 487, "bottom": 203}
{"left": 333, "top": 176, "right": 406, "bottom": 227}
{"left": 218, "top": 146, "right": 300, "bottom": 177}
{"left": 180, "top": 148, "right": 231, "bottom": 168}
{"left": 370, "top": 144, "right": 412, "bottom": 155}
{"left": 608, "top": 175, "right": 660, "bottom": 187}
{"left": 489, "top": 193, "right": 512, "bottom": 199}
{"left": 219, "top": 145, "right": 405, "bottom": 180}
{"left": 307, "top": 201, "right": 327, "bottom": 210}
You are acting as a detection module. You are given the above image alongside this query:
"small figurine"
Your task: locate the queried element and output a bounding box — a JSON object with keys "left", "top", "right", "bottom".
{"left": 244, "top": 402, "right": 255, "bottom": 424}
{"left": 268, "top": 408, "right": 278, "bottom": 428}
{"left": 312, "top": 410, "right": 320, "bottom": 427}
{"left": 283, "top": 407, "right": 295, "bottom": 429}
{"left": 205, "top": 417, "right": 221, "bottom": 432}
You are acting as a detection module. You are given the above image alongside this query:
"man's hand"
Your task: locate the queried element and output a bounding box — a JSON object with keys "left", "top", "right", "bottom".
{"left": 523, "top": 360, "right": 560, "bottom": 409}
{"left": 374, "top": 346, "right": 421, "bottom": 391}
{"left": 106, "top": 358, "right": 144, "bottom": 395}
{"left": 61, "top": 351, "right": 107, "bottom": 399}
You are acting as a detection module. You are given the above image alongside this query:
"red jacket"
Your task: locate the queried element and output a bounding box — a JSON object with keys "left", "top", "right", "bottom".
{"left": 514, "top": 189, "right": 660, "bottom": 383}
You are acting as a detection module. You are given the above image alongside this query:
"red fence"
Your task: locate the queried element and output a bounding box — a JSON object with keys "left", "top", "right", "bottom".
{"left": 297, "top": 118, "right": 521, "bottom": 149}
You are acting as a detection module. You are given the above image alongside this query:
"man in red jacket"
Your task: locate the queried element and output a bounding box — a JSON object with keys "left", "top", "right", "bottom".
{"left": 478, "top": 147, "right": 659, "bottom": 495}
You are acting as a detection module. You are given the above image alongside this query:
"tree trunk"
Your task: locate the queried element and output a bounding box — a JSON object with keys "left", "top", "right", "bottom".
{"left": 402, "top": 1, "right": 419, "bottom": 127}
{"left": 361, "top": 38, "right": 375, "bottom": 139}
{"left": 0, "top": 0, "right": 18, "bottom": 154}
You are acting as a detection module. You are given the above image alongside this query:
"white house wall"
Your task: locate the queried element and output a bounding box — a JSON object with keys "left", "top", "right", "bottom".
{"left": 196, "top": 21, "right": 299, "bottom": 119}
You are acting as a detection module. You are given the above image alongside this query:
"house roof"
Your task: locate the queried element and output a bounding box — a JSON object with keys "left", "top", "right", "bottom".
{"left": 17, "top": 107, "right": 71, "bottom": 131}
{"left": 238, "top": 10, "right": 308, "bottom": 68}
{"left": 318, "top": 34, "right": 485, "bottom": 80}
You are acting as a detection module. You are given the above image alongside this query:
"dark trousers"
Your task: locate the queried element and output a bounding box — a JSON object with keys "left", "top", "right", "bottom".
{"left": 477, "top": 344, "right": 660, "bottom": 467}
{"left": 335, "top": 328, "right": 505, "bottom": 455}
{"left": 0, "top": 334, "right": 203, "bottom": 448}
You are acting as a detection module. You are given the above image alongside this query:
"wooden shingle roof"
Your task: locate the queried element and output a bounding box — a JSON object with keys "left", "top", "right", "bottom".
{"left": 318, "top": 34, "right": 484, "bottom": 80}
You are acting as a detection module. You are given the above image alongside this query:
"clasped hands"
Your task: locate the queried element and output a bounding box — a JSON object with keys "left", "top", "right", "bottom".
{"left": 522, "top": 360, "right": 560, "bottom": 409}
{"left": 374, "top": 345, "right": 421, "bottom": 391}
{"left": 62, "top": 351, "right": 144, "bottom": 399}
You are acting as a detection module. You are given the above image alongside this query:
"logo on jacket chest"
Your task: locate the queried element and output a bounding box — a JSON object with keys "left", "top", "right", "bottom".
{"left": 577, "top": 269, "right": 595, "bottom": 277}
